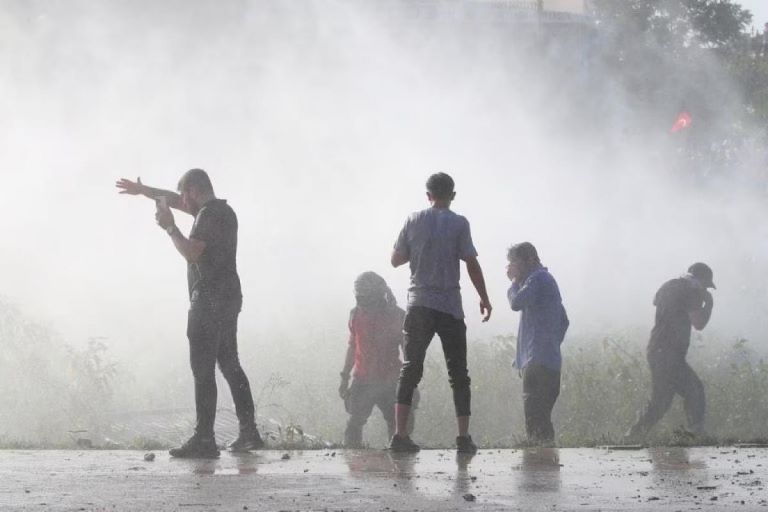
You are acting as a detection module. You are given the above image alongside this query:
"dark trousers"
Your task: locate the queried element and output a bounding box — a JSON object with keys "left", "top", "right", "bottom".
{"left": 345, "top": 380, "right": 419, "bottom": 447}
{"left": 396, "top": 306, "right": 471, "bottom": 417}
{"left": 522, "top": 363, "right": 561, "bottom": 442}
{"left": 630, "top": 350, "right": 705, "bottom": 436}
{"left": 187, "top": 296, "right": 255, "bottom": 438}
{"left": 344, "top": 380, "right": 397, "bottom": 447}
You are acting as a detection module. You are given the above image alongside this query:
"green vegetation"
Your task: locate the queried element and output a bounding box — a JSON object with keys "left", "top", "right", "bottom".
{"left": 1, "top": 299, "right": 766, "bottom": 449}
{"left": 588, "top": 0, "right": 768, "bottom": 181}
{"left": 236, "top": 331, "right": 768, "bottom": 449}
{"left": 0, "top": 302, "right": 120, "bottom": 446}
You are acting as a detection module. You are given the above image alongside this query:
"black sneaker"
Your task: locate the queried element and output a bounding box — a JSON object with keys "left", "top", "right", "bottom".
{"left": 169, "top": 436, "right": 220, "bottom": 459}
{"left": 389, "top": 434, "right": 420, "bottom": 453}
{"left": 228, "top": 427, "right": 265, "bottom": 452}
{"left": 456, "top": 435, "right": 478, "bottom": 454}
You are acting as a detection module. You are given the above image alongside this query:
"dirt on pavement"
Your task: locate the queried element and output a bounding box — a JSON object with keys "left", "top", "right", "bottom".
{"left": 1, "top": 447, "right": 766, "bottom": 511}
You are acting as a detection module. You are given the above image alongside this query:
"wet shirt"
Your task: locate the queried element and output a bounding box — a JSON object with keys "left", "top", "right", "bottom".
{"left": 393, "top": 207, "right": 477, "bottom": 319}
{"left": 348, "top": 305, "right": 406, "bottom": 383}
{"left": 187, "top": 199, "right": 242, "bottom": 301}
{"left": 507, "top": 267, "right": 569, "bottom": 371}
{"left": 648, "top": 277, "right": 707, "bottom": 357}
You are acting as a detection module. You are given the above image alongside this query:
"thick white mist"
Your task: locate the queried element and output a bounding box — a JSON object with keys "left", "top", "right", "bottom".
{"left": 0, "top": 0, "right": 765, "bottom": 374}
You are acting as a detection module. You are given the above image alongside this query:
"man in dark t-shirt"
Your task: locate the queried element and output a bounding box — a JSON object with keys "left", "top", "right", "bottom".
{"left": 186, "top": 199, "right": 241, "bottom": 301}
{"left": 117, "top": 169, "right": 262, "bottom": 458}
{"left": 626, "top": 263, "right": 715, "bottom": 441}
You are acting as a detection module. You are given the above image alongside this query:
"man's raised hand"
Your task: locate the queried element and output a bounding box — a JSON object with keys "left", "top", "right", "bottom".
{"left": 116, "top": 177, "right": 144, "bottom": 195}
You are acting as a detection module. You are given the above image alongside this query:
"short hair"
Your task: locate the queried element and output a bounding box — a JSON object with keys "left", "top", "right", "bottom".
{"left": 426, "top": 173, "right": 455, "bottom": 200}
{"left": 177, "top": 168, "right": 213, "bottom": 194}
{"left": 507, "top": 242, "right": 541, "bottom": 265}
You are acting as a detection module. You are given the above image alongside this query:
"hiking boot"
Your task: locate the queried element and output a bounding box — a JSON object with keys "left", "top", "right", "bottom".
{"left": 169, "top": 435, "right": 220, "bottom": 459}
{"left": 456, "top": 435, "right": 478, "bottom": 454}
{"left": 389, "top": 434, "right": 420, "bottom": 453}
{"left": 228, "top": 427, "right": 265, "bottom": 452}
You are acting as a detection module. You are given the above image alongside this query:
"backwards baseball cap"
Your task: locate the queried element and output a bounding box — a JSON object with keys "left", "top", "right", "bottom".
{"left": 688, "top": 262, "right": 716, "bottom": 289}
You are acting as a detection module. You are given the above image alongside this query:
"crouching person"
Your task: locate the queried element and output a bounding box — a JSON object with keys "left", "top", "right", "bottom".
{"left": 339, "top": 272, "right": 411, "bottom": 448}
{"left": 507, "top": 242, "right": 569, "bottom": 445}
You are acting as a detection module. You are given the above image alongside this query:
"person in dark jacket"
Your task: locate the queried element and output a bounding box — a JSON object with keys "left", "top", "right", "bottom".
{"left": 626, "top": 263, "right": 715, "bottom": 441}
{"left": 507, "top": 242, "right": 569, "bottom": 444}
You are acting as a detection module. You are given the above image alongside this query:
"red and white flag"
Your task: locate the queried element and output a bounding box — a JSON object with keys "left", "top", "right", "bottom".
{"left": 670, "top": 112, "right": 692, "bottom": 133}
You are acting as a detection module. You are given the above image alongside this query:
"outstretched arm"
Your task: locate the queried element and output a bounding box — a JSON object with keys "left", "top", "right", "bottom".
{"left": 116, "top": 177, "right": 191, "bottom": 215}
{"left": 464, "top": 256, "right": 492, "bottom": 322}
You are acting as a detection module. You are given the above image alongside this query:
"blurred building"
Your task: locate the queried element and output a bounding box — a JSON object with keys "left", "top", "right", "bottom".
{"left": 379, "top": 0, "right": 592, "bottom": 25}
{"left": 368, "top": 0, "right": 595, "bottom": 60}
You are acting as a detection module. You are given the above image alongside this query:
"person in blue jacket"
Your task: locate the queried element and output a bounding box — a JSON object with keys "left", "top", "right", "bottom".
{"left": 507, "top": 242, "right": 569, "bottom": 444}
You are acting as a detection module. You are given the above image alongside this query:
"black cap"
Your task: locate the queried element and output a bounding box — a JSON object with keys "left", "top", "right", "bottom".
{"left": 688, "top": 262, "right": 716, "bottom": 289}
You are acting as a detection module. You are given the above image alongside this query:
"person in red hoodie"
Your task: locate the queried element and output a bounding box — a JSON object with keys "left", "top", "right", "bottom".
{"left": 339, "top": 272, "right": 413, "bottom": 448}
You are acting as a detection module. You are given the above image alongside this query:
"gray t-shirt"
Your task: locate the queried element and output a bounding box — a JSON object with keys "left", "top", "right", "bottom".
{"left": 393, "top": 207, "right": 478, "bottom": 319}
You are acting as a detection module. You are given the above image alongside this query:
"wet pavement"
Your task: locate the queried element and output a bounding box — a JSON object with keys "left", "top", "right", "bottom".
{"left": 1, "top": 447, "right": 766, "bottom": 511}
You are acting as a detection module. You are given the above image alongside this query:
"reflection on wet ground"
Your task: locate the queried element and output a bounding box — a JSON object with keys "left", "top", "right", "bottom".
{"left": 1, "top": 447, "right": 767, "bottom": 511}
{"left": 518, "top": 447, "right": 561, "bottom": 494}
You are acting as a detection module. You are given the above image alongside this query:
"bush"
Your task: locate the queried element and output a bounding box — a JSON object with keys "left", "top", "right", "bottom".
{"left": 2, "top": 297, "right": 766, "bottom": 448}
{"left": 0, "top": 301, "right": 118, "bottom": 446}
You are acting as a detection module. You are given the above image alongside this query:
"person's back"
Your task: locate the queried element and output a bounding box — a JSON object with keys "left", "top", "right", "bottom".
{"left": 400, "top": 207, "right": 475, "bottom": 319}
{"left": 339, "top": 272, "right": 406, "bottom": 447}
{"left": 348, "top": 304, "right": 405, "bottom": 383}
{"left": 389, "top": 172, "right": 492, "bottom": 454}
